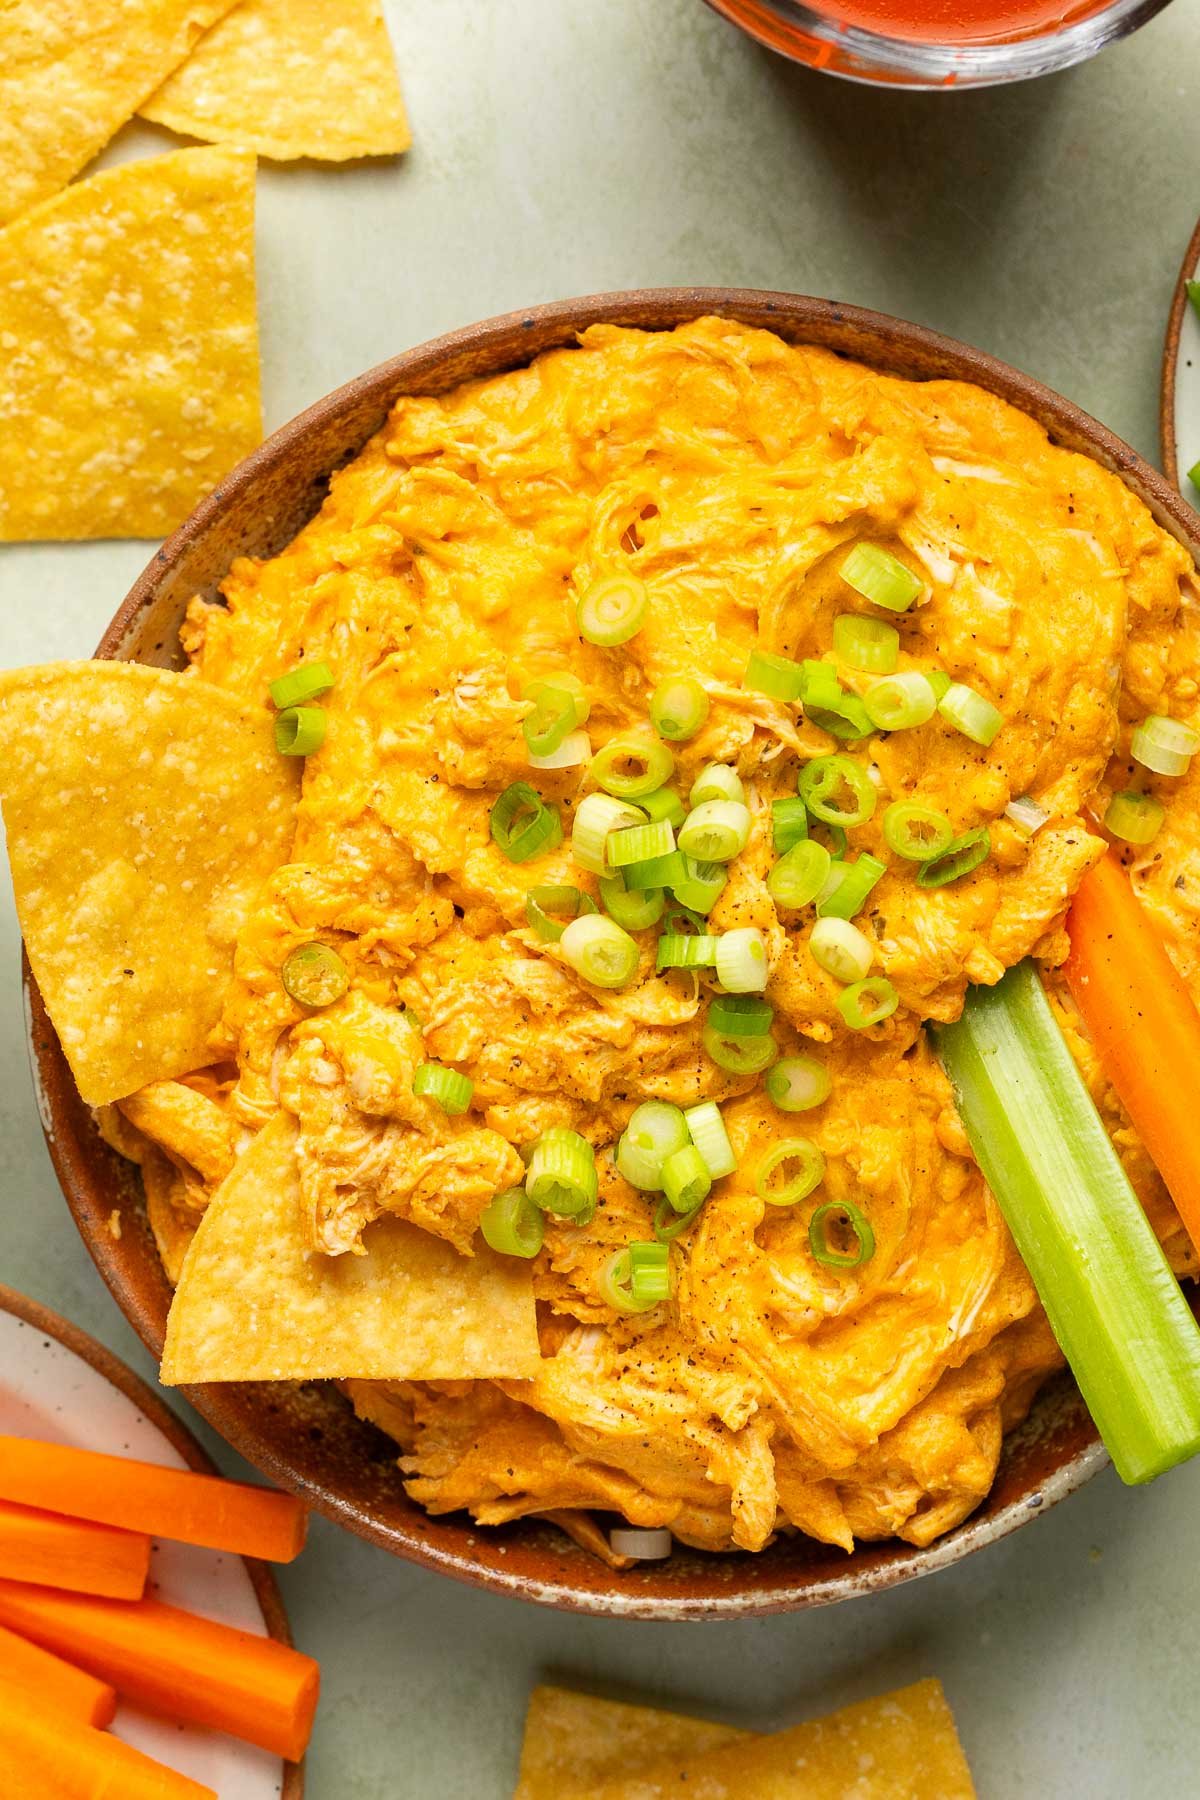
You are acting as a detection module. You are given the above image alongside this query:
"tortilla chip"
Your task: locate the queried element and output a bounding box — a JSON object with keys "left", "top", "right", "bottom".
{"left": 577, "top": 1679, "right": 976, "bottom": 1800}
{"left": 0, "top": 0, "right": 240, "bottom": 227}
{"left": 0, "top": 145, "right": 261, "bottom": 542}
{"left": 161, "top": 1114, "right": 543, "bottom": 1383}
{"left": 515, "top": 1687, "right": 750, "bottom": 1800}
{"left": 140, "top": 0, "right": 411, "bottom": 162}
{"left": 0, "top": 662, "right": 297, "bottom": 1106}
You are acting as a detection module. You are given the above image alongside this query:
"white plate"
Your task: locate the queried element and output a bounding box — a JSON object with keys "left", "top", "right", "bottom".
{"left": 0, "top": 1299, "right": 295, "bottom": 1799}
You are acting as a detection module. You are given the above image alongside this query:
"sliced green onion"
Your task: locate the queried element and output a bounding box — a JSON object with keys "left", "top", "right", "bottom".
{"left": 744, "top": 649, "right": 805, "bottom": 702}
{"left": 491, "top": 782, "right": 563, "bottom": 863}
{"left": 529, "top": 728, "right": 591, "bottom": 771}
{"left": 269, "top": 661, "right": 334, "bottom": 709}
{"left": 684, "top": 1100, "right": 737, "bottom": 1179}
{"left": 599, "top": 874, "right": 664, "bottom": 931}
{"left": 599, "top": 1248, "right": 659, "bottom": 1313}
{"left": 1132, "top": 714, "right": 1199, "bottom": 777}
{"left": 916, "top": 826, "right": 991, "bottom": 888}
{"left": 1103, "top": 790, "right": 1165, "bottom": 846}
{"left": 522, "top": 669, "right": 590, "bottom": 723}
{"left": 629, "top": 1239, "right": 671, "bottom": 1304}
{"left": 660, "top": 900, "right": 709, "bottom": 936}
{"left": 938, "top": 682, "right": 1003, "bottom": 747}
{"left": 926, "top": 671, "right": 952, "bottom": 702}
{"left": 837, "top": 975, "right": 899, "bottom": 1030}
{"left": 715, "top": 927, "right": 768, "bottom": 993}
{"left": 656, "top": 932, "right": 719, "bottom": 970}
{"left": 1190, "top": 459, "right": 1200, "bottom": 492}
{"left": 708, "top": 994, "right": 774, "bottom": 1037}
{"left": 281, "top": 942, "right": 349, "bottom": 1009}
{"left": 525, "top": 885, "right": 597, "bottom": 942}
{"left": 839, "top": 543, "right": 923, "bottom": 612}
{"left": 883, "top": 801, "right": 954, "bottom": 862}
{"left": 591, "top": 735, "right": 675, "bottom": 799}
{"left": 934, "top": 960, "right": 1200, "bottom": 1484}
{"left": 765, "top": 1055, "right": 831, "bottom": 1112}
{"left": 1004, "top": 796, "right": 1049, "bottom": 837}
{"left": 670, "top": 856, "right": 727, "bottom": 915}
{"left": 810, "top": 917, "right": 873, "bottom": 983}
{"left": 808, "top": 820, "right": 849, "bottom": 859}
{"left": 771, "top": 796, "right": 808, "bottom": 854}
{"left": 1189, "top": 279, "right": 1200, "bottom": 322}
{"left": 768, "top": 840, "right": 831, "bottom": 910}
{"left": 577, "top": 574, "right": 648, "bottom": 646}
{"left": 756, "top": 1138, "right": 825, "bottom": 1206}
{"left": 797, "top": 756, "right": 877, "bottom": 828}
{"left": 606, "top": 819, "right": 675, "bottom": 868}
{"left": 689, "top": 763, "right": 744, "bottom": 807}
{"left": 571, "top": 792, "right": 646, "bottom": 874}
{"left": 832, "top": 614, "right": 899, "bottom": 674}
{"left": 523, "top": 680, "right": 581, "bottom": 757}
{"left": 623, "top": 849, "right": 688, "bottom": 891}
{"left": 809, "top": 1200, "right": 875, "bottom": 1269}
{"left": 639, "top": 786, "right": 687, "bottom": 828}
{"left": 662, "top": 1144, "right": 712, "bottom": 1214}
{"left": 863, "top": 671, "right": 937, "bottom": 732}
{"left": 677, "top": 799, "right": 751, "bottom": 863}
{"left": 650, "top": 676, "right": 710, "bottom": 742}
{"left": 617, "top": 1102, "right": 690, "bottom": 1191}
{"left": 653, "top": 1197, "right": 703, "bottom": 1242}
{"left": 701, "top": 1021, "right": 777, "bottom": 1074}
{"left": 526, "top": 1127, "right": 598, "bottom": 1219}
{"left": 413, "top": 1061, "right": 474, "bottom": 1115}
{"left": 275, "top": 705, "right": 326, "bottom": 756}
{"left": 802, "top": 678, "right": 874, "bottom": 742}
{"left": 1134, "top": 712, "right": 1200, "bottom": 755}
{"left": 815, "top": 853, "right": 886, "bottom": 921}
{"left": 561, "top": 913, "right": 639, "bottom": 987}
{"left": 479, "top": 1187, "right": 544, "bottom": 1258}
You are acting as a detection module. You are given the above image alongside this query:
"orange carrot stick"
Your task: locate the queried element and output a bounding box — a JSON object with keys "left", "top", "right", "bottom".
{"left": 0, "top": 1621, "right": 116, "bottom": 1728}
{"left": 0, "top": 1677, "right": 214, "bottom": 1800}
{"left": 1066, "top": 851, "right": 1200, "bottom": 1257}
{"left": 0, "top": 1498, "right": 149, "bottom": 1599}
{"left": 0, "top": 1578, "right": 319, "bottom": 1762}
{"left": 0, "top": 1437, "right": 307, "bottom": 1563}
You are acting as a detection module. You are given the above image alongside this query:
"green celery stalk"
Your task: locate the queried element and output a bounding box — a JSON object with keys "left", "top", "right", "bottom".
{"left": 934, "top": 960, "right": 1200, "bottom": 1485}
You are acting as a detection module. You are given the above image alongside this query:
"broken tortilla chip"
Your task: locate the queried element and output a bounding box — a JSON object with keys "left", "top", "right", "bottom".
{"left": 140, "top": 0, "right": 411, "bottom": 162}
{"left": 575, "top": 1679, "right": 976, "bottom": 1800}
{"left": 161, "top": 1114, "right": 542, "bottom": 1383}
{"left": 0, "top": 0, "right": 240, "bottom": 227}
{"left": 515, "top": 1687, "right": 751, "bottom": 1800}
{"left": 0, "top": 661, "right": 297, "bottom": 1107}
{"left": 0, "top": 145, "right": 261, "bottom": 542}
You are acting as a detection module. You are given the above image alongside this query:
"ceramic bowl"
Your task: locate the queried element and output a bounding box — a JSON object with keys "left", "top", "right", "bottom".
{"left": 31, "top": 288, "right": 1200, "bottom": 1620}
{"left": 1159, "top": 211, "right": 1200, "bottom": 490}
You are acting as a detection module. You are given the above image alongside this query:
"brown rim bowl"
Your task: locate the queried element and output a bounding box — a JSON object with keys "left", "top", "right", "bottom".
{"left": 30, "top": 287, "right": 1200, "bottom": 1621}
{"left": 1159, "top": 211, "right": 1200, "bottom": 485}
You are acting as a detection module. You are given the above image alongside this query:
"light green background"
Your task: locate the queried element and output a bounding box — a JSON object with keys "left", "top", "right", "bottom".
{"left": 2, "top": 2, "right": 1199, "bottom": 1793}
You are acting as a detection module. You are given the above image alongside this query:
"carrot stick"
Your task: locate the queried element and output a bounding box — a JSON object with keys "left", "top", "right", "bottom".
{"left": 0, "top": 1578, "right": 319, "bottom": 1762}
{"left": 1066, "top": 851, "right": 1200, "bottom": 1258}
{"left": 0, "top": 1498, "right": 149, "bottom": 1599}
{"left": 0, "top": 1621, "right": 116, "bottom": 1728}
{"left": 0, "top": 1437, "right": 307, "bottom": 1563}
{"left": 0, "top": 1677, "right": 214, "bottom": 1800}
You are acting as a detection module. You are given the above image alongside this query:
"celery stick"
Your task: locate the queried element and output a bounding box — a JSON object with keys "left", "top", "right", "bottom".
{"left": 934, "top": 960, "right": 1200, "bottom": 1485}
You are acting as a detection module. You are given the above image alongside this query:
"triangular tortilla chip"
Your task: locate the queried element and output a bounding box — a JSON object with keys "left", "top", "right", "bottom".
{"left": 515, "top": 1687, "right": 752, "bottom": 1800}
{"left": 0, "top": 662, "right": 297, "bottom": 1105}
{"left": 0, "top": 0, "right": 240, "bottom": 227}
{"left": 161, "top": 1115, "right": 542, "bottom": 1382}
{"left": 141, "top": 0, "right": 411, "bottom": 162}
{"left": 0, "top": 146, "right": 261, "bottom": 542}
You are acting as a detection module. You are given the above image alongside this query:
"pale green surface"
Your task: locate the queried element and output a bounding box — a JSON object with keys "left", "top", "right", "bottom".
{"left": 2, "top": 1, "right": 1200, "bottom": 1793}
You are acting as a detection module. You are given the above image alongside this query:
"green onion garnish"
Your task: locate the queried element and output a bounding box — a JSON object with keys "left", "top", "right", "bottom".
{"left": 1189, "top": 279, "right": 1200, "bottom": 321}
{"left": 526, "top": 1127, "right": 598, "bottom": 1219}
{"left": 934, "top": 961, "right": 1200, "bottom": 1484}
{"left": 661, "top": 1144, "right": 712, "bottom": 1215}
{"left": 670, "top": 855, "right": 727, "bottom": 915}
{"left": 599, "top": 874, "right": 664, "bottom": 932}
{"left": 744, "top": 649, "right": 806, "bottom": 703}
{"left": 653, "top": 1198, "right": 703, "bottom": 1242}
{"left": 927, "top": 671, "right": 952, "bottom": 701}
{"left": 815, "top": 853, "right": 886, "bottom": 921}
{"left": 281, "top": 942, "right": 349, "bottom": 1009}
{"left": 650, "top": 675, "right": 710, "bottom": 742}
{"left": 767, "top": 840, "right": 831, "bottom": 911}
{"left": 599, "top": 1244, "right": 668, "bottom": 1312}
{"left": 606, "top": 819, "right": 675, "bottom": 868}
{"left": 1103, "top": 790, "right": 1165, "bottom": 846}
{"left": 479, "top": 1187, "right": 544, "bottom": 1258}
{"left": 529, "top": 728, "right": 591, "bottom": 771}
{"left": 765, "top": 1055, "right": 831, "bottom": 1112}
{"left": 756, "top": 1138, "right": 825, "bottom": 1206}
{"left": 937, "top": 681, "right": 1003, "bottom": 747}
{"left": 809, "top": 1200, "right": 875, "bottom": 1269}
{"left": 656, "top": 932, "right": 719, "bottom": 970}
{"left": 715, "top": 927, "right": 768, "bottom": 993}
{"left": 689, "top": 762, "right": 744, "bottom": 807}
{"left": 491, "top": 782, "right": 563, "bottom": 864}
{"left": 525, "top": 884, "right": 598, "bottom": 942}
{"left": 577, "top": 574, "right": 648, "bottom": 646}
{"left": 639, "top": 786, "right": 687, "bottom": 828}
{"left": 707, "top": 994, "right": 773, "bottom": 1037}
{"left": 771, "top": 796, "right": 808, "bottom": 855}
{"left": 571, "top": 792, "right": 646, "bottom": 874}
{"left": 522, "top": 679, "right": 582, "bottom": 758}
{"left": 616, "top": 1101, "right": 689, "bottom": 1191}
{"left": 677, "top": 799, "right": 751, "bottom": 864}
{"left": 701, "top": 1021, "right": 777, "bottom": 1075}
{"left": 839, "top": 543, "right": 923, "bottom": 612}
{"left": 832, "top": 614, "right": 899, "bottom": 674}
{"left": 915, "top": 825, "right": 991, "bottom": 888}
{"left": 413, "top": 1061, "right": 474, "bottom": 1115}
{"left": 797, "top": 755, "right": 877, "bottom": 828}
{"left": 837, "top": 975, "right": 899, "bottom": 1030}
{"left": 275, "top": 705, "right": 326, "bottom": 756}
{"left": 623, "top": 849, "right": 688, "bottom": 891}
{"left": 1189, "top": 458, "right": 1200, "bottom": 492}
{"left": 629, "top": 1239, "right": 671, "bottom": 1304}
{"left": 561, "top": 913, "right": 639, "bottom": 987}
{"left": 882, "top": 801, "right": 954, "bottom": 862}
{"left": 800, "top": 665, "right": 874, "bottom": 742}
{"left": 591, "top": 735, "right": 675, "bottom": 799}
{"left": 810, "top": 917, "right": 873, "bottom": 984}
{"left": 863, "top": 670, "right": 938, "bottom": 733}
{"left": 684, "top": 1100, "right": 737, "bottom": 1178}
{"left": 269, "top": 661, "right": 334, "bottom": 709}
{"left": 1131, "top": 714, "right": 1199, "bottom": 777}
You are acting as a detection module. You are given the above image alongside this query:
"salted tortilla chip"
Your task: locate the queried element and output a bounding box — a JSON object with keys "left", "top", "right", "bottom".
{"left": 0, "top": 146, "right": 261, "bottom": 542}
{"left": 0, "top": 0, "right": 240, "bottom": 227}
{"left": 140, "top": 0, "right": 410, "bottom": 162}
{"left": 515, "top": 1687, "right": 751, "bottom": 1800}
{"left": 161, "top": 1114, "right": 542, "bottom": 1382}
{"left": 577, "top": 1679, "right": 976, "bottom": 1800}
{"left": 0, "top": 662, "right": 297, "bottom": 1106}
